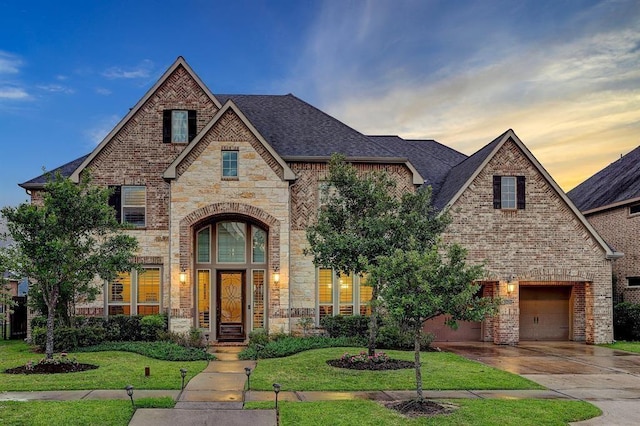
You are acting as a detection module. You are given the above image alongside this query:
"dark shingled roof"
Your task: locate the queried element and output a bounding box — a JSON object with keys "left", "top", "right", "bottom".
{"left": 20, "top": 154, "right": 90, "bottom": 188}
{"left": 568, "top": 145, "right": 640, "bottom": 212}
{"left": 368, "top": 136, "right": 467, "bottom": 196}
{"left": 432, "top": 130, "right": 507, "bottom": 210}
{"left": 216, "top": 94, "right": 396, "bottom": 158}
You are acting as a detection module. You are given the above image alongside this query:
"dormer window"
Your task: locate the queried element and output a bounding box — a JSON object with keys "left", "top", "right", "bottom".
{"left": 163, "top": 110, "right": 196, "bottom": 143}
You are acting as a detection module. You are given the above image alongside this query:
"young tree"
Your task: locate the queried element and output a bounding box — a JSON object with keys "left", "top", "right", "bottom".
{"left": 1, "top": 173, "right": 139, "bottom": 358}
{"left": 306, "top": 154, "right": 449, "bottom": 355}
{"left": 372, "top": 244, "right": 498, "bottom": 401}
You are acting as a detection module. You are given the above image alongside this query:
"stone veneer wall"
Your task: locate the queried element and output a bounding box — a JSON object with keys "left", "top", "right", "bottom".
{"left": 169, "top": 108, "right": 290, "bottom": 334}
{"left": 444, "top": 139, "right": 613, "bottom": 344}
{"left": 586, "top": 207, "right": 640, "bottom": 303}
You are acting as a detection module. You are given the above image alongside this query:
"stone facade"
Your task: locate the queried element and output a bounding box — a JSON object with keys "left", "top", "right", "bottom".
{"left": 444, "top": 139, "right": 613, "bottom": 344}
{"left": 586, "top": 207, "right": 640, "bottom": 303}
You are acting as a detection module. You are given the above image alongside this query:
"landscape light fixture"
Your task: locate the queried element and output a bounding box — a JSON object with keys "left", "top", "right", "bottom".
{"left": 180, "top": 368, "right": 187, "bottom": 390}
{"left": 244, "top": 367, "right": 252, "bottom": 391}
{"left": 179, "top": 269, "right": 187, "bottom": 284}
{"left": 125, "top": 384, "right": 135, "bottom": 408}
{"left": 273, "top": 383, "right": 281, "bottom": 410}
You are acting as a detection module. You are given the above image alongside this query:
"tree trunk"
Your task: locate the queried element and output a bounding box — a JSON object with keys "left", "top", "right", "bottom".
{"left": 45, "top": 287, "right": 59, "bottom": 359}
{"left": 367, "top": 281, "right": 379, "bottom": 356}
{"left": 414, "top": 327, "right": 423, "bottom": 401}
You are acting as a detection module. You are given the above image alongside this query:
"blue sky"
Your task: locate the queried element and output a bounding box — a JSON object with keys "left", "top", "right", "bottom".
{"left": 1, "top": 0, "right": 639, "bottom": 208}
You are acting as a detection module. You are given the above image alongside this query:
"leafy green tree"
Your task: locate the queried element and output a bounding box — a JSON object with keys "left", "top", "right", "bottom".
{"left": 372, "top": 244, "right": 498, "bottom": 401}
{"left": 0, "top": 250, "right": 15, "bottom": 323}
{"left": 306, "top": 154, "right": 449, "bottom": 355}
{"left": 1, "top": 173, "right": 138, "bottom": 358}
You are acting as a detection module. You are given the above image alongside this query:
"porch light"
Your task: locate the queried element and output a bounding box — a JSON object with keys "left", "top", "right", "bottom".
{"left": 179, "top": 269, "right": 187, "bottom": 284}
{"left": 273, "top": 268, "right": 280, "bottom": 285}
{"left": 507, "top": 283, "right": 516, "bottom": 294}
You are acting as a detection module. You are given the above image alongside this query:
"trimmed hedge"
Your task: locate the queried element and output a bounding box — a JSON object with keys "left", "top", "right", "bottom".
{"left": 320, "top": 315, "right": 370, "bottom": 339}
{"left": 239, "top": 334, "right": 365, "bottom": 360}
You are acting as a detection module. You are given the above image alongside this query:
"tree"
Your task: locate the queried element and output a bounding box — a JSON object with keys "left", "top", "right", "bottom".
{"left": 372, "top": 244, "right": 498, "bottom": 401}
{"left": 1, "top": 173, "right": 139, "bottom": 358}
{"left": 306, "top": 154, "right": 449, "bottom": 355}
{"left": 0, "top": 250, "right": 15, "bottom": 323}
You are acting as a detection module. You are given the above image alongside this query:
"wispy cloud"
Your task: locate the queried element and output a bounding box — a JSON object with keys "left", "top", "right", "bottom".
{"left": 95, "top": 87, "right": 112, "bottom": 95}
{"left": 0, "top": 87, "right": 30, "bottom": 100}
{"left": 84, "top": 114, "right": 121, "bottom": 145}
{"left": 289, "top": 0, "right": 640, "bottom": 191}
{"left": 102, "top": 59, "right": 154, "bottom": 79}
{"left": 0, "top": 51, "right": 22, "bottom": 74}
{"left": 36, "top": 84, "right": 75, "bottom": 94}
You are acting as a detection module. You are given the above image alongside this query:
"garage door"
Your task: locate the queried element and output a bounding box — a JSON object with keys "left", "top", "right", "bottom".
{"left": 423, "top": 315, "right": 482, "bottom": 342}
{"left": 520, "top": 286, "right": 571, "bottom": 341}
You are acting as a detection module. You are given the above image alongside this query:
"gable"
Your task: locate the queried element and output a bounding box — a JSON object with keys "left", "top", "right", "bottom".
{"left": 447, "top": 137, "right": 616, "bottom": 263}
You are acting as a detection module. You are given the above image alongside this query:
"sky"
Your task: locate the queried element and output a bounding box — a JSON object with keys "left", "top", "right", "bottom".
{"left": 0, "top": 0, "right": 638, "bottom": 208}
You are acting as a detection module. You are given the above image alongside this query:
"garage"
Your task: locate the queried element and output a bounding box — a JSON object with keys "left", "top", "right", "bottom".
{"left": 520, "top": 286, "right": 571, "bottom": 341}
{"left": 423, "top": 315, "right": 482, "bottom": 342}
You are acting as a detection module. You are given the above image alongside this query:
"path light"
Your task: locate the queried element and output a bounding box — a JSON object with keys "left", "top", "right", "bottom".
{"left": 125, "top": 384, "right": 135, "bottom": 408}
{"left": 273, "top": 383, "right": 281, "bottom": 410}
{"left": 180, "top": 368, "right": 187, "bottom": 390}
{"left": 244, "top": 367, "right": 252, "bottom": 391}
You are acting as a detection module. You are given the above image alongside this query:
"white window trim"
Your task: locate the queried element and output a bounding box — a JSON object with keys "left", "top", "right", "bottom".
{"left": 501, "top": 176, "right": 517, "bottom": 209}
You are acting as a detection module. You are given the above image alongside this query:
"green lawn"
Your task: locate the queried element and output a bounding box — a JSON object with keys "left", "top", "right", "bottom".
{"left": 0, "top": 397, "right": 174, "bottom": 426}
{"left": 603, "top": 341, "right": 640, "bottom": 353}
{"left": 246, "top": 399, "right": 600, "bottom": 425}
{"left": 250, "top": 347, "right": 543, "bottom": 391}
{"left": 0, "top": 340, "right": 207, "bottom": 391}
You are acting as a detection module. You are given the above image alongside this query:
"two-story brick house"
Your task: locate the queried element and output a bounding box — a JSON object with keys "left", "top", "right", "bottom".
{"left": 20, "top": 57, "right": 618, "bottom": 344}
{"left": 569, "top": 147, "right": 640, "bottom": 304}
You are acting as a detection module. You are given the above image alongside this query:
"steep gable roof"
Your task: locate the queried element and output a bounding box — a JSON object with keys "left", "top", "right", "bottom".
{"left": 568, "top": 146, "right": 640, "bottom": 213}
{"left": 67, "top": 57, "right": 221, "bottom": 183}
{"left": 368, "top": 136, "right": 466, "bottom": 195}
{"left": 164, "top": 100, "right": 296, "bottom": 180}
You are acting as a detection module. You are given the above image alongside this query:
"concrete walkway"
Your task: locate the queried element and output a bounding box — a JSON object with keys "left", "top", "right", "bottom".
{"left": 129, "top": 346, "right": 276, "bottom": 426}
{"left": 438, "top": 341, "right": 640, "bottom": 426}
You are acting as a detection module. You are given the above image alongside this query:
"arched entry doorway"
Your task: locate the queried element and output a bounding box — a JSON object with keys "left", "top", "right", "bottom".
{"left": 194, "top": 218, "right": 268, "bottom": 341}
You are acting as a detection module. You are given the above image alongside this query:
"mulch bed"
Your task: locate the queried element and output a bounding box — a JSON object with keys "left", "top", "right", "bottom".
{"left": 384, "top": 399, "right": 458, "bottom": 417}
{"left": 326, "top": 358, "right": 414, "bottom": 370}
{"left": 5, "top": 363, "right": 99, "bottom": 374}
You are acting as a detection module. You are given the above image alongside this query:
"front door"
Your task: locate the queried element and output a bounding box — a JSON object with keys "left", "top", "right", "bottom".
{"left": 217, "top": 271, "right": 245, "bottom": 341}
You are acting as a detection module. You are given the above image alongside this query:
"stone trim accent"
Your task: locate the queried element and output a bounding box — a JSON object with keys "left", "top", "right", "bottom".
{"left": 132, "top": 256, "right": 163, "bottom": 264}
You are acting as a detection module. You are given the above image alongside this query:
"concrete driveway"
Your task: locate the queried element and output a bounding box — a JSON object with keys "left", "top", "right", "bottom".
{"left": 438, "top": 342, "right": 640, "bottom": 426}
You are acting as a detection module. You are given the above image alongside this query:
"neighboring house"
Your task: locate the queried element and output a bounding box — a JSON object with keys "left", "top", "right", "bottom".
{"left": 568, "top": 147, "right": 640, "bottom": 304}
{"left": 20, "top": 57, "right": 618, "bottom": 345}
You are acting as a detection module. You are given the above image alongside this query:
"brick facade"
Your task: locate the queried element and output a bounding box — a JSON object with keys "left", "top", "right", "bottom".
{"left": 586, "top": 207, "right": 640, "bottom": 303}
{"left": 444, "top": 139, "right": 613, "bottom": 344}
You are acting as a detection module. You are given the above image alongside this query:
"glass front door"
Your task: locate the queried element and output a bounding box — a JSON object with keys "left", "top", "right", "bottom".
{"left": 217, "top": 271, "right": 245, "bottom": 340}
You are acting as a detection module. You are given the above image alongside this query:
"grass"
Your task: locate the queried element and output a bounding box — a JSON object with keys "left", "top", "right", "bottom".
{"left": 603, "top": 341, "right": 640, "bottom": 353}
{"left": 249, "top": 347, "right": 544, "bottom": 391}
{"left": 0, "top": 397, "right": 175, "bottom": 426}
{"left": 0, "top": 340, "right": 207, "bottom": 391}
{"left": 246, "top": 399, "right": 600, "bottom": 425}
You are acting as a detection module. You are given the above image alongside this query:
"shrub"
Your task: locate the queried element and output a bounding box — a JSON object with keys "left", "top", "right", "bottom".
{"left": 377, "top": 321, "right": 433, "bottom": 351}
{"left": 320, "top": 315, "right": 370, "bottom": 339}
{"left": 239, "top": 335, "right": 365, "bottom": 360}
{"left": 614, "top": 302, "right": 640, "bottom": 340}
{"left": 105, "top": 315, "right": 143, "bottom": 341}
{"left": 140, "top": 314, "right": 167, "bottom": 341}
{"left": 32, "top": 325, "right": 106, "bottom": 351}
{"left": 340, "top": 351, "right": 390, "bottom": 364}
{"left": 78, "top": 341, "right": 214, "bottom": 361}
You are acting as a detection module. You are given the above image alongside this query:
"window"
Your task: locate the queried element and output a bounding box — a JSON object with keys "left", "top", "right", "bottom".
{"left": 163, "top": 110, "right": 196, "bottom": 143}
{"left": 217, "top": 221, "right": 246, "bottom": 263}
{"left": 317, "top": 269, "right": 372, "bottom": 319}
{"left": 628, "top": 277, "right": 640, "bottom": 287}
{"left": 197, "top": 270, "right": 210, "bottom": 328}
{"left": 222, "top": 150, "right": 238, "bottom": 178}
{"left": 107, "top": 267, "right": 161, "bottom": 316}
{"left": 252, "top": 226, "right": 266, "bottom": 263}
{"left": 108, "top": 186, "right": 146, "bottom": 227}
{"left": 493, "top": 176, "right": 525, "bottom": 210}
{"left": 630, "top": 204, "right": 640, "bottom": 215}
{"left": 197, "top": 227, "right": 210, "bottom": 263}
{"left": 252, "top": 270, "right": 265, "bottom": 329}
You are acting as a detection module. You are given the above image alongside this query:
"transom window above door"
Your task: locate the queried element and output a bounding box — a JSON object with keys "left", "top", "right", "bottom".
{"left": 195, "top": 221, "right": 268, "bottom": 265}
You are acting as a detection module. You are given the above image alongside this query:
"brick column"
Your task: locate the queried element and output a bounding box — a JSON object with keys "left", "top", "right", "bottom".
{"left": 493, "top": 280, "right": 519, "bottom": 345}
